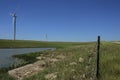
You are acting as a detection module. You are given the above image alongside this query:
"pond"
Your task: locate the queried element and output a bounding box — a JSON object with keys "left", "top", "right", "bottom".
{"left": 0, "top": 48, "right": 55, "bottom": 68}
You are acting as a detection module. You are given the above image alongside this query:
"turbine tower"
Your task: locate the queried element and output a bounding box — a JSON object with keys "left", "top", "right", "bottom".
{"left": 11, "top": 13, "right": 17, "bottom": 40}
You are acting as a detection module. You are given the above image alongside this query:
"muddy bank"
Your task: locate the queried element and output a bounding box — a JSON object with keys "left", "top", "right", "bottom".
{"left": 8, "top": 54, "right": 65, "bottom": 80}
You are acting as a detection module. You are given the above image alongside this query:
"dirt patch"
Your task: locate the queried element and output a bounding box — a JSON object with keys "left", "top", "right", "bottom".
{"left": 8, "top": 55, "right": 65, "bottom": 80}
{"left": 8, "top": 63, "right": 44, "bottom": 80}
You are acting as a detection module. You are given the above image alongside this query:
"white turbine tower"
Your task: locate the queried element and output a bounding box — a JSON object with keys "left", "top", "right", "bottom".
{"left": 10, "top": 12, "right": 17, "bottom": 40}
{"left": 10, "top": 4, "right": 20, "bottom": 40}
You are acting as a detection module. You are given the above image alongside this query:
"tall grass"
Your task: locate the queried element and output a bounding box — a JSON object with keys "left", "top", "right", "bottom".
{"left": 100, "top": 42, "right": 120, "bottom": 80}
{"left": 23, "top": 43, "right": 96, "bottom": 80}
{"left": 23, "top": 42, "right": 120, "bottom": 80}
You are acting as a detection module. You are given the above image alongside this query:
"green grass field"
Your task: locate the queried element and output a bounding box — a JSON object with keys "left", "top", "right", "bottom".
{"left": 100, "top": 42, "right": 120, "bottom": 80}
{"left": 0, "top": 40, "right": 120, "bottom": 80}
{"left": 23, "top": 43, "right": 96, "bottom": 80}
{"left": 0, "top": 39, "right": 92, "bottom": 48}
{"left": 22, "top": 42, "right": 120, "bottom": 80}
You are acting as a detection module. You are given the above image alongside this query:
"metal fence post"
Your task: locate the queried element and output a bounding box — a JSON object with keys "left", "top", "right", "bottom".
{"left": 96, "top": 36, "right": 100, "bottom": 79}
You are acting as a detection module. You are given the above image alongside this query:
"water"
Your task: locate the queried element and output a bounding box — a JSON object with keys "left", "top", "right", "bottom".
{"left": 0, "top": 48, "right": 54, "bottom": 68}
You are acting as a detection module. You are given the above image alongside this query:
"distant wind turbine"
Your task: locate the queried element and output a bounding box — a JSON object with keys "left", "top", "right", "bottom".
{"left": 46, "top": 34, "right": 48, "bottom": 41}
{"left": 10, "top": 12, "right": 17, "bottom": 40}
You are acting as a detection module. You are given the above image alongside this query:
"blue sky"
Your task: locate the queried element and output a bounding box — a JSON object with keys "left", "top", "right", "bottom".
{"left": 0, "top": 0, "right": 120, "bottom": 42}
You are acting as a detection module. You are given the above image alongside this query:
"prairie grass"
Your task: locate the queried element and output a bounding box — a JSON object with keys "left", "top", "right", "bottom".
{"left": 100, "top": 42, "right": 120, "bottom": 80}
{"left": 23, "top": 42, "right": 120, "bottom": 80}
{"left": 23, "top": 43, "right": 96, "bottom": 80}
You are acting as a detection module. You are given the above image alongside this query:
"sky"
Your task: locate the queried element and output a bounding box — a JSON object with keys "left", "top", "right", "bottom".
{"left": 0, "top": 0, "right": 120, "bottom": 42}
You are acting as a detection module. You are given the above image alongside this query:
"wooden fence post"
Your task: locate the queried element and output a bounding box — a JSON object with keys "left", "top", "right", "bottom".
{"left": 96, "top": 36, "right": 100, "bottom": 79}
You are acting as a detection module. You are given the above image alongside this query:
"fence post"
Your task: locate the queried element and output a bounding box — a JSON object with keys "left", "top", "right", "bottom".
{"left": 96, "top": 36, "right": 100, "bottom": 80}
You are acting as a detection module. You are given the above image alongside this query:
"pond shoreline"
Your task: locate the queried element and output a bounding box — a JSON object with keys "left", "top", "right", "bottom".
{"left": 0, "top": 48, "right": 56, "bottom": 68}
{"left": 0, "top": 50, "right": 46, "bottom": 80}
{"left": 8, "top": 52, "right": 65, "bottom": 80}
{"left": 0, "top": 48, "right": 56, "bottom": 80}
{"left": 0, "top": 47, "right": 55, "bottom": 49}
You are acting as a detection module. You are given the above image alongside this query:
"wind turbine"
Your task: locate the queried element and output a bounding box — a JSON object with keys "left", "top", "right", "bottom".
{"left": 10, "top": 12, "right": 17, "bottom": 40}
{"left": 10, "top": 4, "right": 20, "bottom": 40}
{"left": 46, "top": 34, "right": 48, "bottom": 41}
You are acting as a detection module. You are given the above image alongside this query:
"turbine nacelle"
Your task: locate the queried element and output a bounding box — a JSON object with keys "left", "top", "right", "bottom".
{"left": 10, "top": 13, "right": 17, "bottom": 17}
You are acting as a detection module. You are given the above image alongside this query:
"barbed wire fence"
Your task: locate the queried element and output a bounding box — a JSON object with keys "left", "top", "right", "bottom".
{"left": 80, "top": 36, "right": 100, "bottom": 80}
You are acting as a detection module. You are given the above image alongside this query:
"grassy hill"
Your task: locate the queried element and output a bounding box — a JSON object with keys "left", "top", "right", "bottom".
{"left": 0, "top": 39, "right": 92, "bottom": 48}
